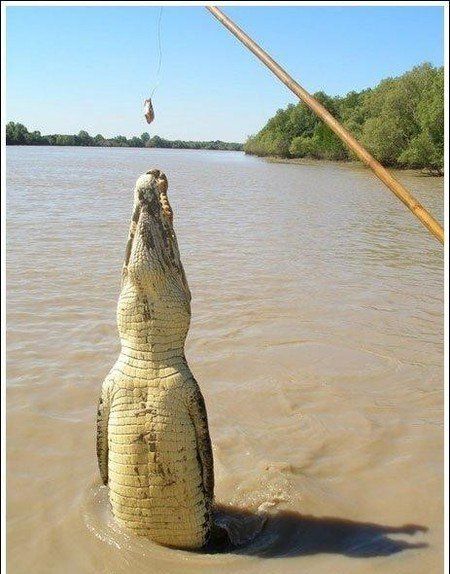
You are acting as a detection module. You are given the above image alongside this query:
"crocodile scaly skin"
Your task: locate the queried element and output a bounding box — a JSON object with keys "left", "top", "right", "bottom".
{"left": 96, "top": 170, "right": 214, "bottom": 548}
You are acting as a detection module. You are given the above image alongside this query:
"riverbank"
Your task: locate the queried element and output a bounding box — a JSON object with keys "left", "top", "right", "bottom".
{"left": 244, "top": 64, "right": 443, "bottom": 175}
{"left": 259, "top": 155, "right": 444, "bottom": 177}
{"left": 6, "top": 122, "right": 243, "bottom": 152}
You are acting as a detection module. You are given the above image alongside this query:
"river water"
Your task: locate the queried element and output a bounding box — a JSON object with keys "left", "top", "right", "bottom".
{"left": 6, "top": 147, "right": 444, "bottom": 574}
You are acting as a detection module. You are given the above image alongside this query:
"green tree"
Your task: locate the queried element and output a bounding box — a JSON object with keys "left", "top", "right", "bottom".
{"left": 244, "top": 63, "right": 443, "bottom": 173}
{"left": 6, "top": 122, "right": 29, "bottom": 144}
{"left": 129, "top": 136, "right": 143, "bottom": 148}
{"left": 93, "top": 134, "right": 105, "bottom": 146}
{"left": 399, "top": 66, "right": 443, "bottom": 173}
{"left": 77, "top": 130, "right": 93, "bottom": 146}
{"left": 140, "top": 132, "right": 151, "bottom": 146}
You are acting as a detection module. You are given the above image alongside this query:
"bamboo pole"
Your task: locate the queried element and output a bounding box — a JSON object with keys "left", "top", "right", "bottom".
{"left": 206, "top": 6, "right": 444, "bottom": 245}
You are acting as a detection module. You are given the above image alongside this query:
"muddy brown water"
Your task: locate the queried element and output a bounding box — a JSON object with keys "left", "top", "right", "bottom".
{"left": 6, "top": 147, "right": 444, "bottom": 574}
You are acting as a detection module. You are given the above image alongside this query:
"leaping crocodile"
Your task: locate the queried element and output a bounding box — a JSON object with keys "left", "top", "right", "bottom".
{"left": 96, "top": 169, "right": 214, "bottom": 549}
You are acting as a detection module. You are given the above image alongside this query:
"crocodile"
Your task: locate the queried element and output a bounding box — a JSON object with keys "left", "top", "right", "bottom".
{"left": 96, "top": 169, "right": 214, "bottom": 549}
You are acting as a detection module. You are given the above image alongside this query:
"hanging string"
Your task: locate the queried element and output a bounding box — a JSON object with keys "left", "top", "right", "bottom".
{"left": 151, "top": 7, "right": 164, "bottom": 98}
{"left": 144, "top": 7, "right": 163, "bottom": 124}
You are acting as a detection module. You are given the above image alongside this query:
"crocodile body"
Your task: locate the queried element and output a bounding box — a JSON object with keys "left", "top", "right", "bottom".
{"left": 96, "top": 170, "right": 214, "bottom": 549}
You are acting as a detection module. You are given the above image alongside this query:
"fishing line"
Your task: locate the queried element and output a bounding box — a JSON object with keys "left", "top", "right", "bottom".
{"left": 144, "top": 7, "right": 163, "bottom": 124}
{"left": 151, "top": 6, "right": 164, "bottom": 98}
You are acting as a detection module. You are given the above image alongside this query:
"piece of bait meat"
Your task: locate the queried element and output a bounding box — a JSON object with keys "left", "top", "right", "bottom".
{"left": 144, "top": 99, "right": 155, "bottom": 124}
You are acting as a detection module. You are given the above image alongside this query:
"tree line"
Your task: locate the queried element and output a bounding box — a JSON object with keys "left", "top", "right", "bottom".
{"left": 6, "top": 124, "right": 243, "bottom": 152}
{"left": 244, "top": 63, "right": 443, "bottom": 174}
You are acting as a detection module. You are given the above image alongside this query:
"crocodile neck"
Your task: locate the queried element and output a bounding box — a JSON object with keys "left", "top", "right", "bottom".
{"left": 117, "top": 280, "right": 191, "bottom": 370}
{"left": 115, "top": 169, "right": 192, "bottom": 373}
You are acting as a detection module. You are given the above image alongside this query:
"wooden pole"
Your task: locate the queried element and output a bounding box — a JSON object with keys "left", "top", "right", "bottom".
{"left": 206, "top": 6, "right": 444, "bottom": 245}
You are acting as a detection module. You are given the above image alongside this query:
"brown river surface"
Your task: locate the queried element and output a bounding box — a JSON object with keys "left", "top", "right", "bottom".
{"left": 6, "top": 146, "right": 444, "bottom": 573}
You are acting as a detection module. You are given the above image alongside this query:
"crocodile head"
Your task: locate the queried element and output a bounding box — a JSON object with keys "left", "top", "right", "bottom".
{"left": 118, "top": 170, "right": 191, "bottom": 351}
{"left": 122, "top": 169, "right": 190, "bottom": 298}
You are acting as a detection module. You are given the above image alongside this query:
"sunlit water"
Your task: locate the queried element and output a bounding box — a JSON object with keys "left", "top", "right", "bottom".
{"left": 6, "top": 146, "right": 444, "bottom": 573}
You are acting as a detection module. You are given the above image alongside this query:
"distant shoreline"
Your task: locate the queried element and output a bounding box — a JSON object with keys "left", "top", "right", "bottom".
{"left": 6, "top": 144, "right": 243, "bottom": 152}
{"left": 6, "top": 122, "right": 243, "bottom": 152}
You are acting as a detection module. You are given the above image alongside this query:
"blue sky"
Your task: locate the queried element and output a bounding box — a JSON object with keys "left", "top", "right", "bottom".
{"left": 6, "top": 4, "right": 444, "bottom": 142}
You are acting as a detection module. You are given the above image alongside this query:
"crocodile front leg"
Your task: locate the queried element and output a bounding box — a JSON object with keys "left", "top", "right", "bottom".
{"left": 96, "top": 379, "right": 112, "bottom": 485}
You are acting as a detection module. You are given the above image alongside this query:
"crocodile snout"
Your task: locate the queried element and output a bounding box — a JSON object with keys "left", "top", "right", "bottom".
{"left": 135, "top": 170, "right": 172, "bottom": 223}
{"left": 146, "top": 169, "right": 161, "bottom": 177}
